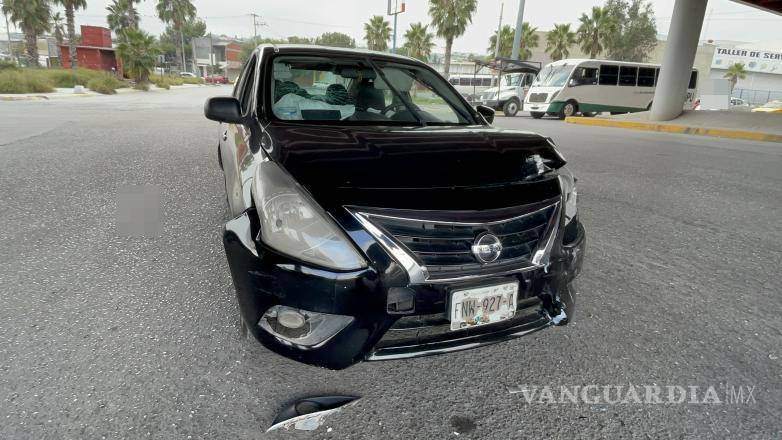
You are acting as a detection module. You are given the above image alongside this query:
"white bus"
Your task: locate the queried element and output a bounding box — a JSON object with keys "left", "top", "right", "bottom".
{"left": 448, "top": 74, "right": 497, "bottom": 102}
{"left": 524, "top": 59, "right": 698, "bottom": 119}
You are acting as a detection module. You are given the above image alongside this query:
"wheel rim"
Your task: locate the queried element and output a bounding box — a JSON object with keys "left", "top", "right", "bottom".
{"left": 564, "top": 103, "right": 575, "bottom": 116}
{"left": 507, "top": 102, "right": 517, "bottom": 114}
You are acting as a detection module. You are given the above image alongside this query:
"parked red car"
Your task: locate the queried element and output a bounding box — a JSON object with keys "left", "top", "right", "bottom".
{"left": 206, "top": 74, "right": 229, "bottom": 84}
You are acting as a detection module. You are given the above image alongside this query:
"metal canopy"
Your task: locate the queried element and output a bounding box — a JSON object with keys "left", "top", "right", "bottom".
{"left": 473, "top": 57, "right": 542, "bottom": 75}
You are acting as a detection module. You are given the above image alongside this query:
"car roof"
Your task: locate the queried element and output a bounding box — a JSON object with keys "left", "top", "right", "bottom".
{"left": 256, "top": 44, "right": 421, "bottom": 63}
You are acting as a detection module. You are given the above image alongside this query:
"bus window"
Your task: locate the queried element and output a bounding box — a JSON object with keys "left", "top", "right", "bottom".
{"left": 574, "top": 67, "right": 598, "bottom": 85}
{"left": 458, "top": 77, "right": 469, "bottom": 86}
{"left": 689, "top": 71, "right": 698, "bottom": 89}
{"left": 449, "top": 78, "right": 458, "bottom": 85}
{"left": 638, "top": 67, "right": 655, "bottom": 87}
{"left": 599, "top": 65, "right": 619, "bottom": 85}
{"left": 482, "top": 77, "right": 492, "bottom": 86}
{"left": 619, "top": 66, "right": 638, "bottom": 86}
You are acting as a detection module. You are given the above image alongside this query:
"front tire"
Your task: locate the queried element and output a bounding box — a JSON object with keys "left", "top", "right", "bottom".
{"left": 559, "top": 100, "right": 578, "bottom": 119}
{"left": 502, "top": 99, "right": 520, "bottom": 117}
{"left": 530, "top": 111, "right": 545, "bottom": 119}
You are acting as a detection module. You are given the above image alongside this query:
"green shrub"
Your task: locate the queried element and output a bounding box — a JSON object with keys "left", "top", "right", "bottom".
{"left": 133, "top": 81, "right": 150, "bottom": 91}
{"left": 86, "top": 74, "right": 122, "bottom": 94}
{"left": 0, "top": 60, "right": 18, "bottom": 71}
{"left": 0, "top": 70, "right": 55, "bottom": 93}
{"left": 43, "top": 68, "right": 108, "bottom": 88}
{"left": 180, "top": 76, "right": 203, "bottom": 85}
{"left": 149, "top": 75, "right": 171, "bottom": 89}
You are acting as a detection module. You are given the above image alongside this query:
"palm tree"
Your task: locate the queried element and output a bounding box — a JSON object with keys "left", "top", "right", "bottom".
{"left": 156, "top": 0, "right": 196, "bottom": 71}
{"left": 364, "top": 15, "right": 391, "bottom": 52}
{"left": 54, "top": 0, "right": 87, "bottom": 71}
{"left": 517, "top": 22, "right": 539, "bottom": 61}
{"left": 546, "top": 23, "right": 576, "bottom": 61}
{"left": 126, "top": 0, "right": 139, "bottom": 29}
{"left": 429, "top": 0, "right": 477, "bottom": 77}
{"left": 116, "top": 28, "right": 159, "bottom": 84}
{"left": 107, "top": 0, "right": 140, "bottom": 36}
{"left": 724, "top": 63, "right": 747, "bottom": 94}
{"left": 487, "top": 24, "right": 514, "bottom": 58}
{"left": 2, "top": 0, "right": 51, "bottom": 66}
{"left": 577, "top": 6, "right": 613, "bottom": 59}
{"left": 403, "top": 22, "right": 435, "bottom": 61}
{"left": 51, "top": 12, "right": 65, "bottom": 46}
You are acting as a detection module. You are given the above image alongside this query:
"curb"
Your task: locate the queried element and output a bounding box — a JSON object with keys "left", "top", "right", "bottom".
{"left": 0, "top": 95, "right": 50, "bottom": 101}
{"left": 564, "top": 116, "right": 782, "bottom": 143}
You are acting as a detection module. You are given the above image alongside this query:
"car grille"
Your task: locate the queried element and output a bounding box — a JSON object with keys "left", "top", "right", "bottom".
{"left": 354, "top": 200, "right": 559, "bottom": 280}
{"left": 528, "top": 92, "right": 548, "bottom": 103}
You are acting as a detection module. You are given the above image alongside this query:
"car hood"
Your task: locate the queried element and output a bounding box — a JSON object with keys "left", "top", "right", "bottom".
{"left": 265, "top": 123, "right": 566, "bottom": 210}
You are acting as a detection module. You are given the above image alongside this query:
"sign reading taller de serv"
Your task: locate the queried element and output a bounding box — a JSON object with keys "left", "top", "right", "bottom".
{"left": 711, "top": 47, "right": 782, "bottom": 75}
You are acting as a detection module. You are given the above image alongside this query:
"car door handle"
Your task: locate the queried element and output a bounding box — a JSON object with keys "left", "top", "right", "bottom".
{"left": 222, "top": 130, "right": 228, "bottom": 141}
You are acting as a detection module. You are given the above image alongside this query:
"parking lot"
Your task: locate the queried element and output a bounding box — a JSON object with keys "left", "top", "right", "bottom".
{"left": 1, "top": 86, "right": 780, "bottom": 438}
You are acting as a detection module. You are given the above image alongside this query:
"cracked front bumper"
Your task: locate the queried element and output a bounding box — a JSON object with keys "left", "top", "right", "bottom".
{"left": 223, "top": 209, "right": 586, "bottom": 369}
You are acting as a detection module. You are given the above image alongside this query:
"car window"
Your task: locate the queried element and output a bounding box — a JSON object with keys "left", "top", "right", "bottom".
{"left": 574, "top": 67, "right": 598, "bottom": 86}
{"left": 637, "top": 67, "right": 655, "bottom": 87}
{"left": 240, "top": 56, "right": 257, "bottom": 114}
{"left": 619, "top": 66, "right": 638, "bottom": 86}
{"left": 269, "top": 56, "right": 473, "bottom": 125}
{"left": 599, "top": 65, "right": 618, "bottom": 85}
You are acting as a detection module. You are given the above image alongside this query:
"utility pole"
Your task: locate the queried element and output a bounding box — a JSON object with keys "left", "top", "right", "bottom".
{"left": 493, "top": 3, "right": 504, "bottom": 58}
{"left": 388, "top": 1, "right": 405, "bottom": 54}
{"left": 493, "top": 3, "right": 504, "bottom": 100}
{"left": 249, "top": 13, "right": 265, "bottom": 40}
{"left": 510, "top": 0, "right": 525, "bottom": 60}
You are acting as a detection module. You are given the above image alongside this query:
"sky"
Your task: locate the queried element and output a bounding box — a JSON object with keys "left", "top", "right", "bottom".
{"left": 4, "top": 0, "right": 782, "bottom": 53}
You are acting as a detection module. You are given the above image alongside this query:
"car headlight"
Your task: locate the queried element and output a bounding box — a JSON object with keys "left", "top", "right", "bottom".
{"left": 557, "top": 166, "right": 577, "bottom": 225}
{"left": 251, "top": 161, "right": 366, "bottom": 270}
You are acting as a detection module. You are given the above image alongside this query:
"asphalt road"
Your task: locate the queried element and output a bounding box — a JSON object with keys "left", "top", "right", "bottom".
{"left": 1, "top": 86, "right": 780, "bottom": 439}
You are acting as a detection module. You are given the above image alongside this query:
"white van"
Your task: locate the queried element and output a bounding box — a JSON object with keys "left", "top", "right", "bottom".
{"left": 524, "top": 59, "right": 698, "bottom": 119}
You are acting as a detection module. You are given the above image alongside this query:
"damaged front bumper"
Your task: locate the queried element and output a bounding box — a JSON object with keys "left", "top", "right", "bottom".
{"left": 223, "top": 209, "right": 585, "bottom": 369}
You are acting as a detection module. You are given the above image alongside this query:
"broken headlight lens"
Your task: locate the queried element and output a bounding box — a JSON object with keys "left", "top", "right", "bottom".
{"left": 557, "top": 166, "right": 578, "bottom": 225}
{"left": 259, "top": 305, "right": 354, "bottom": 348}
{"left": 251, "top": 161, "right": 366, "bottom": 270}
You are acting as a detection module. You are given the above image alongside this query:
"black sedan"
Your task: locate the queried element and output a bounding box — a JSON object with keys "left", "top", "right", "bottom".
{"left": 205, "top": 45, "right": 586, "bottom": 369}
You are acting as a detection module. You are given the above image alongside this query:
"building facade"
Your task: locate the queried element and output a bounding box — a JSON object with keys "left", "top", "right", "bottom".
{"left": 59, "top": 26, "right": 122, "bottom": 76}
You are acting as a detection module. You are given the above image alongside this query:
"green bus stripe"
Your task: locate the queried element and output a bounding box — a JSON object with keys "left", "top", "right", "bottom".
{"left": 549, "top": 100, "right": 646, "bottom": 114}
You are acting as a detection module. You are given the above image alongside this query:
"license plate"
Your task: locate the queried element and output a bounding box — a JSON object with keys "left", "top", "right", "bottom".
{"left": 450, "top": 282, "right": 518, "bottom": 331}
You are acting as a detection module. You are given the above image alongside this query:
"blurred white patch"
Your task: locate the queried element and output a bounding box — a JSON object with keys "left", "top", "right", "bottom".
{"left": 116, "top": 185, "right": 162, "bottom": 237}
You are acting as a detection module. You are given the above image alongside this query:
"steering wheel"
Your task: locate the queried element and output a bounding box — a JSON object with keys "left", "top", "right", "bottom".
{"left": 381, "top": 103, "right": 406, "bottom": 115}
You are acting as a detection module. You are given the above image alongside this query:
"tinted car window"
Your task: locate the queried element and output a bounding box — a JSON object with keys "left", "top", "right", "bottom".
{"left": 599, "top": 65, "right": 618, "bottom": 85}
{"left": 574, "top": 67, "right": 598, "bottom": 86}
{"left": 689, "top": 71, "right": 698, "bottom": 89}
{"left": 619, "top": 66, "right": 638, "bottom": 86}
{"left": 637, "top": 67, "right": 655, "bottom": 87}
{"left": 240, "top": 56, "right": 257, "bottom": 113}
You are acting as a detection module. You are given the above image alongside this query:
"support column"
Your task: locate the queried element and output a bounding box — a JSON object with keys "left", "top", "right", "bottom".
{"left": 649, "top": 0, "right": 708, "bottom": 121}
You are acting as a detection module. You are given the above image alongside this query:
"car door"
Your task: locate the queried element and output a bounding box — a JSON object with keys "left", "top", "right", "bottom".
{"left": 220, "top": 54, "right": 257, "bottom": 217}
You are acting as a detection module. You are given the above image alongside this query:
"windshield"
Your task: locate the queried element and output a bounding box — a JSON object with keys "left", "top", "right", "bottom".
{"left": 270, "top": 56, "right": 473, "bottom": 125}
{"left": 502, "top": 74, "right": 521, "bottom": 87}
{"left": 533, "top": 64, "right": 576, "bottom": 87}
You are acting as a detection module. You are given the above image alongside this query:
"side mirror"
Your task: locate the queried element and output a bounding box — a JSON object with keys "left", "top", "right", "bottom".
{"left": 204, "top": 96, "right": 244, "bottom": 123}
{"left": 475, "top": 105, "right": 495, "bottom": 124}
{"left": 568, "top": 78, "right": 577, "bottom": 87}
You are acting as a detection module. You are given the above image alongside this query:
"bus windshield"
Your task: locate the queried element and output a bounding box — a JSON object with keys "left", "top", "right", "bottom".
{"left": 533, "top": 64, "right": 576, "bottom": 87}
